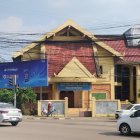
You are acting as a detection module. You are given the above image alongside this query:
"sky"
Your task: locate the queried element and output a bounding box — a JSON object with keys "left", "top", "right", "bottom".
{"left": 0, "top": 0, "right": 140, "bottom": 61}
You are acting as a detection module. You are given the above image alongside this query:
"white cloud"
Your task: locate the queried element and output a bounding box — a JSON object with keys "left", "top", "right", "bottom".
{"left": 0, "top": 16, "right": 23, "bottom": 32}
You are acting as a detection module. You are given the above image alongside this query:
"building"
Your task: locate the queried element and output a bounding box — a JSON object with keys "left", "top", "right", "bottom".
{"left": 12, "top": 20, "right": 140, "bottom": 109}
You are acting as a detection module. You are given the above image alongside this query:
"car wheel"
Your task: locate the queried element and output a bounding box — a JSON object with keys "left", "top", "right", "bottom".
{"left": 119, "top": 123, "right": 131, "bottom": 135}
{"left": 11, "top": 122, "right": 19, "bottom": 126}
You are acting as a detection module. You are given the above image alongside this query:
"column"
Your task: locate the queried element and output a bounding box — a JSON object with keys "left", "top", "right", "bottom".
{"left": 110, "top": 65, "right": 115, "bottom": 100}
{"left": 52, "top": 83, "right": 59, "bottom": 100}
{"left": 136, "top": 65, "right": 140, "bottom": 103}
{"left": 64, "top": 97, "right": 68, "bottom": 117}
{"left": 129, "top": 66, "right": 134, "bottom": 102}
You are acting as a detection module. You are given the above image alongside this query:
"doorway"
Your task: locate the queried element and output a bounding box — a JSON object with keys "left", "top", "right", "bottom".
{"left": 60, "top": 91, "right": 74, "bottom": 108}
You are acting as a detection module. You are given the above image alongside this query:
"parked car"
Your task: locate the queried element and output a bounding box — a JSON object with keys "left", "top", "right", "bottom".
{"left": 115, "top": 104, "right": 140, "bottom": 119}
{"left": 0, "top": 102, "right": 22, "bottom": 126}
{"left": 117, "top": 109, "right": 140, "bottom": 135}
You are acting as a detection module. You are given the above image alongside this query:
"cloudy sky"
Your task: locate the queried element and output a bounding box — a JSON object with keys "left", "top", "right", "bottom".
{"left": 0, "top": 0, "right": 140, "bottom": 60}
{"left": 0, "top": 0, "right": 140, "bottom": 34}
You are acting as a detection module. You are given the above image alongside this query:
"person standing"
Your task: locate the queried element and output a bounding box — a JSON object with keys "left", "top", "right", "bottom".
{"left": 47, "top": 102, "right": 52, "bottom": 116}
{"left": 47, "top": 102, "right": 56, "bottom": 117}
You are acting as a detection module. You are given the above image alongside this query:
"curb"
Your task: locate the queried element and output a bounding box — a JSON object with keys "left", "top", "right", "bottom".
{"left": 23, "top": 115, "right": 116, "bottom": 121}
{"left": 23, "top": 116, "right": 73, "bottom": 120}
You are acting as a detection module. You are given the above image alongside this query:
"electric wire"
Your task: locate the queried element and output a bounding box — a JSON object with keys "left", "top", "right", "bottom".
{"left": 0, "top": 22, "right": 140, "bottom": 62}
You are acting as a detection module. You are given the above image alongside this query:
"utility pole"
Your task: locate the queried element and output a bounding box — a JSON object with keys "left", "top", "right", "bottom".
{"left": 13, "top": 75, "right": 17, "bottom": 107}
{"left": 9, "top": 75, "right": 17, "bottom": 107}
{"left": 13, "top": 75, "right": 17, "bottom": 108}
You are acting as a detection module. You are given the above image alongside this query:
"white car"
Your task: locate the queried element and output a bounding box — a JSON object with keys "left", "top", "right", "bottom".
{"left": 117, "top": 109, "right": 140, "bottom": 135}
{"left": 115, "top": 104, "right": 140, "bottom": 119}
{"left": 0, "top": 102, "right": 22, "bottom": 126}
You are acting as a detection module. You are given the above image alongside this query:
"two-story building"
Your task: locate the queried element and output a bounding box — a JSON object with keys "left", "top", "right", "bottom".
{"left": 12, "top": 20, "right": 140, "bottom": 109}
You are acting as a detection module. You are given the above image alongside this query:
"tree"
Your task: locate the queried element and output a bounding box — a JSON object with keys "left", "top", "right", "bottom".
{"left": 0, "top": 88, "right": 37, "bottom": 115}
{"left": 16, "top": 88, "right": 36, "bottom": 106}
{"left": 0, "top": 89, "right": 14, "bottom": 103}
{"left": 16, "top": 87, "right": 37, "bottom": 114}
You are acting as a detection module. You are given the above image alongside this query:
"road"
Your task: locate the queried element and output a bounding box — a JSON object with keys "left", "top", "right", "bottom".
{"left": 0, "top": 117, "right": 140, "bottom": 140}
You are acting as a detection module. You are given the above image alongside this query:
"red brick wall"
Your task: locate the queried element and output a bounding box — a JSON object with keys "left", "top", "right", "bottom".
{"left": 45, "top": 43, "right": 96, "bottom": 77}
{"left": 91, "top": 84, "right": 111, "bottom": 99}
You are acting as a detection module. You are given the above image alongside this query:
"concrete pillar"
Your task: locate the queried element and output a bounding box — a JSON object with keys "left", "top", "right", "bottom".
{"left": 64, "top": 97, "right": 68, "bottom": 117}
{"left": 129, "top": 66, "right": 134, "bottom": 102}
{"left": 136, "top": 65, "right": 140, "bottom": 103}
{"left": 37, "top": 100, "right": 41, "bottom": 116}
{"left": 82, "top": 91, "right": 84, "bottom": 108}
{"left": 52, "top": 83, "right": 59, "bottom": 100}
{"left": 91, "top": 97, "right": 96, "bottom": 117}
{"left": 117, "top": 100, "right": 121, "bottom": 110}
{"left": 110, "top": 65, "right": 115, "bottom": 100}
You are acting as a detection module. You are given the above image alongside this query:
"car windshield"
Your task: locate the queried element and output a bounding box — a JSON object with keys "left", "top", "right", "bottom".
{"left": 0, "top": 103, "right": 14, "bottom": 108}
{"left": 125, "top": 105, "right": 133, "bottom": 110}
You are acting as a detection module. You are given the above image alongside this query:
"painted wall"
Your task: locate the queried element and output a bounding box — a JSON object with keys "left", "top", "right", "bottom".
{"left": 97, "top": 46, "right": 115, "bottom": 99}
{"left": 97, "top": 46, "right": 114, "bottom": 79}
{"left": 91, "top": 84, "right": 111, "bottom": 99}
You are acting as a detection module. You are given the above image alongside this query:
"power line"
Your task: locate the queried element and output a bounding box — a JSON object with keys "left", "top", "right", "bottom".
{"left": 87, "top": 23, "right": 140, "bottom": 31}
{"left": 0, "top": 22, "right": 140, "bottom": 61}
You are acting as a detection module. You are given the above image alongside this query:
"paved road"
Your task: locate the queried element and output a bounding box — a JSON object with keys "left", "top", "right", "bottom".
{"left": 0, "top": 117, "right": 140, "bottom": 140}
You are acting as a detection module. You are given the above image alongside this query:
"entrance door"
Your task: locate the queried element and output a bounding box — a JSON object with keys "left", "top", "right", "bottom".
{"left": 60, "top": 91, "right": 74, "bottom": 108}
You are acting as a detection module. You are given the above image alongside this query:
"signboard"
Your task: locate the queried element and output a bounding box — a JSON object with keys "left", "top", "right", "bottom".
{"left": 91, "top": 93, "right": 106, "bottom": 100}
{"left": 0, "top": 59, "right": 48, "bottom": 88}
{"left": 57, "top": 82, "right": 91, "bottom": 91}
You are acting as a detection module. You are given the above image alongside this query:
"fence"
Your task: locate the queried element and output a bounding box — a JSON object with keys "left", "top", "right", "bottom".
{"left": 37, "top": 97, "right": 130, "bottom": 117}
{"left": 38, "top": 97, "right": 68, "bottom": 117}
{"left": 91, "top": 97, "right": 121, "bottom": 117}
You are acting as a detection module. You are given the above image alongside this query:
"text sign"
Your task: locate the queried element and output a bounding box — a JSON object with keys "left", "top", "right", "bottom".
{"left": 57, "top": 82, "right": 91, "bottom": 91}
{"left": 0, "top": 59, "right": 48, "bottom": 88}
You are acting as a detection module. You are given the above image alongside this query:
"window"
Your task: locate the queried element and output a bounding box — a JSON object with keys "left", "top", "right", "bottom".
{"left": 99, "top": 65, "right": 103, "bottom": 74}
{"left": 135, "top": 110, "right": 140, "bottom": 117}
{"left": 134, "top": 106, "right": 140, "bottom": 110}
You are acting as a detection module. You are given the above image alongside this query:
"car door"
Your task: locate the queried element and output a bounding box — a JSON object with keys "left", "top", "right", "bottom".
{"left": 131, "top": 110, "right": 140, "bottom": 132}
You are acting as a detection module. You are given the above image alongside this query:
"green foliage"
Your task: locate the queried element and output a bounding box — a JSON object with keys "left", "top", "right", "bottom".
{"left": 16, "top": 87, "right": 37, "bottom": 109}
{"left": 0, "top": 88, "right": 36, "bottom": 109}
{"left": 0, "top": 89, "right": 14, "bottom": 103}
{"left": 0, "top": 88, "right": 37, "bottom": 115}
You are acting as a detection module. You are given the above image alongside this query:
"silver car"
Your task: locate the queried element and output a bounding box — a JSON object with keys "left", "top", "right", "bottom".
{"left": 115, "top": 104, "right": 140, "bottom": 119}
{"left": 0, "top": 102, "right": 22, "bottom": 126}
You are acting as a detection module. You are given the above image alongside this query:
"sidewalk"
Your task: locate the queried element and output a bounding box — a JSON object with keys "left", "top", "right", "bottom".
{"left": 23, "top": 115, "right": 116, "bottom": 121}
